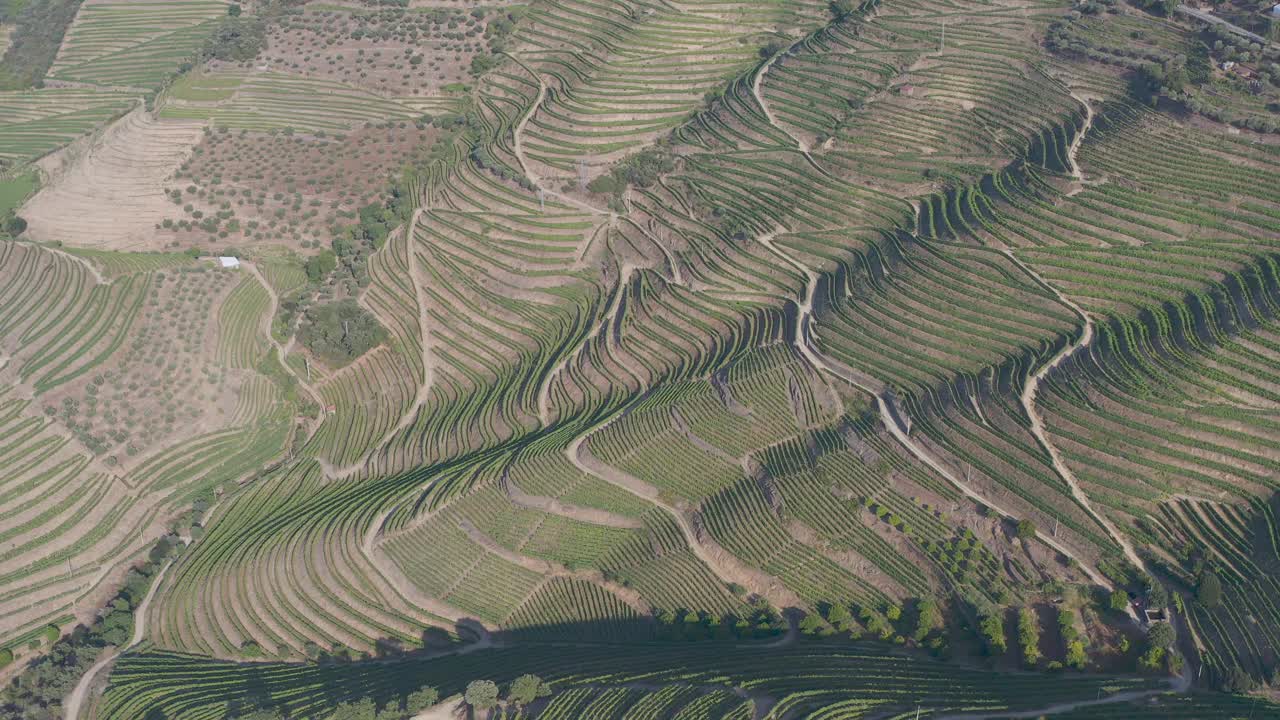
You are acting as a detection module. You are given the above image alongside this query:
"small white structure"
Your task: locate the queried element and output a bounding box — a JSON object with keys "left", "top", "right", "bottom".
{"left": 218, "top": 256, "right": 241, "bottom": 269}
{"left": 1222, "top": 60, "right": 1237, "bottom": 71}
{"left": 1271, "top": 3, "right": 1280, "bottom": 17}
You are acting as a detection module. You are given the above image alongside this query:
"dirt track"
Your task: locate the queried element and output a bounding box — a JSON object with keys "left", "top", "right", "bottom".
{"left": 63, "top": 561, "right": 173, "bottom": 720}
{"left": 757, "top": 233, "right": 1116, "bottom": 592}
{"left": 567, "top": 431, "right": 803, "bottom": 609}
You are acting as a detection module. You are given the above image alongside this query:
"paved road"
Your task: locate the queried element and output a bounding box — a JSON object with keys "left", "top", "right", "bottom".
{"left": 1175, "top": 6, "right": 1268, "bottom": 45}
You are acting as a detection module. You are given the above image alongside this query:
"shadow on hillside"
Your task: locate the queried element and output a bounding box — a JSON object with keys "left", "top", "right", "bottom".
{"left": 97, "top": 613, "right": 1194, "bottom": 720}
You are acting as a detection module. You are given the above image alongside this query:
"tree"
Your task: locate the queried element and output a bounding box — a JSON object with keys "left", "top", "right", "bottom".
{"left": 470, "top": 53, "right": 500, "bottom": 76}
{"left": 405, "top": 687, "right": 440, "bottom": 712}
{"left": 1016, "top": 519, "right": 1037, "bottom": 540}
{"left": 912, "top": 598, "right": 942, "bottom": 641}
{"left": 1218, "top": 665, "right": 1257, "bottom": 693}
{"left": 297, "top": 300, "right": 387, "bottom": 367}
{"left": 328, "top": 698, "right": 376, "bottom": 720}
{"left": 1147, "top": 621, "right": 1175, "bottom": 650}
{"left": 304, "top": 249, "right": 337, "bottom": 283}
{"left": 1146, "top": 580, "right": 1170, "bottom": 610}
{"left": 3, "top": 213, "right": 26, "bottom": 236}
{"left": 1197, "top": 571, "right": 1223, "bottom": 608}
{"left": 978, "top": 611, "right": 1007, "bottom": 655}
{"left": 0, "top": 647, "right": 11, "bottom": 667}
{"left": 507, "top": 674, "right": 547, "bottom": 707}
{"left": 1065, "top": 639, "right": 1088, "bottom": 669}
{"left": 1109, "top": 589, "right": 1129, "bottom": 613}
{"left": 1138, "top": 645, "right": 1165, "bottom": 672}
{"left": 759, "top": 38, "right": 787, "bottom": 58}
{"left": 860, "top": 607, "right": 892, "bottom": 640}
{"left": 1018, "top": 608, "right": 1042, "bottom": 667}
{"left": 830, "top": 0, "right": 858, "bottom": 18}
{"left": 464, "top": 680, "right": 499, "bottom": 713}
{"left": 227, "top": 3, "right": 241, "bottom": 16}
{"left": 201, "top": 17, "right": 266, "bottom": 61}
{"left": 826, "top": 602, "right": 854, "bottom": 631}
{"left": 798, "top": 612, "right": 826, "bottom": 635}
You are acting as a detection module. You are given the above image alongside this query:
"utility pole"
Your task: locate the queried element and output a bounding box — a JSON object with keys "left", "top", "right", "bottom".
{"left": 940, "top": 20, "right": 945, "bottom": 53}
{"left": 578, "top": 158, "right": 589, "bottom": 192}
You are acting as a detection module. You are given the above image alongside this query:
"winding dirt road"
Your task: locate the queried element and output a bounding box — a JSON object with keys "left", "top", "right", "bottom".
{"left": 566, "top": 432, "right": 803, "bottom": 609}
{"left": 243, "top": 262, "right": 325, "bottom": 416}
{"left": 756, "top": 234, "right": 1116, "bottom": 590}
{"left": 535, "top": 262, "right": 635, "bottom": 426}
{"left": 936, "top": 660, "right": 1190, "bottom": 720}
{"left": 1003, "top": 248, "right": 1143, "bottom": 578}
{"left": 752, "top": 49, "right": 810, "bottom": 155}
{"left": 63, "top": 561, "right": 173, "bottom": 720}
{"left": 508, "top": 64, "right": 611, "bottom": 217}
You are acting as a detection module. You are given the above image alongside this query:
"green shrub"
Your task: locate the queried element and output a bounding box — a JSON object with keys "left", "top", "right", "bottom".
{"left": 405, "top": 687, "right": 439, "bottom": 712}
{"left": 0, "top": 0, "right": 82, "bottom": 89}
{"left": 297, "top": 299, "right": 386, "bottom": 367}
{"left": 1196, "top": 571, "right": 1222, "bottom": 608}
{"left": 202, "top": 17, "right": 267, "bottom": 62}
{"left": 304, "top": 250, "right": 337, "bottom": 282}
{"left": 464, "top": 680, "right": 499, "bottom": 710}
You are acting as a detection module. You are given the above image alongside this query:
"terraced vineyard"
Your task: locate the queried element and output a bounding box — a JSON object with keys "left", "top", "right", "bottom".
{"left": 1, "top": 0, "right": 1279, "bottom": 716}
{"left": 0, "top": 88, "right": 136, "bottom": 166}
{"left": 48, "top": 0, "right": 229, "bottom": 90}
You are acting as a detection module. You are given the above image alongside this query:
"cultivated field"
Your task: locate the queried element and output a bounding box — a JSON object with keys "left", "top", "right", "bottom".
{"left": 1, "top": 0, "right": 1279, "bottom": 716}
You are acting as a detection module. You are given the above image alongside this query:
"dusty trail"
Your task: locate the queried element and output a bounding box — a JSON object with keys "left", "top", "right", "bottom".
{"left": 1002, "top": 248, "right": 1144, "bottom": 578}
{"left": 502, "top": 472, "right": 644, "bottom": 529}
{"left": 320, "top": 210, "right": 437, "bottom": 480}
{"left": 756, "top": 234, "right": 1115, "bottom": 591}
{"left": 752, "top": 49, "right": 810, "bottom": 155}
{"left": 995, "top": 97, "right": 1152, "bottom": 600}
{"left": 750, "top": 45, "right": 841, "bottom": 183}
{"left": 936, "top": 660, "right": 1190, "bottom": 719}
{"left": 64, "top": 561, "right": 173, "bottom": 720}
{"left": 566, "top": 433, "right": 803, "bottom": 609}
{"left": 366, "top": 210, "right": 435, "bottom": 450}
{"left": 35, "top": 243, "right": 107, "bottom": 285}
{"left": 535, "top": 262, "right": 635, "bottom": 426}
{"left": 243, "top": 262, "right": 325, "bottom": 424}
{"left": 360, "top": 493, "right": 497, "bottom": 642}
{"left": 621, "top": 211, "right": 684, "bottom": 286}
{"left": 1064, "top": 94, "right": 1095, "bottom": 196}
{"left": 412, "top": 697, "right": 463, "bottom": 720}
{"left": 458, "top": 519, "right": 651, "bottom": 613}
{"left": 509, "top": 68, "right": 611, "bottom": 217}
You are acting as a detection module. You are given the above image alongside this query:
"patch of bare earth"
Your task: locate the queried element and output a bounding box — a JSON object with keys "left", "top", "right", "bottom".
{"left": 23, "top": 108, "right": 205, "bottom": 251}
